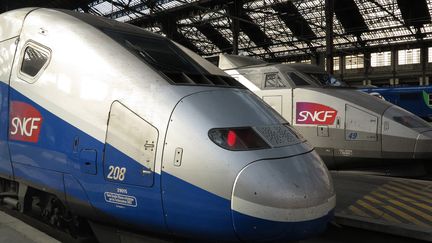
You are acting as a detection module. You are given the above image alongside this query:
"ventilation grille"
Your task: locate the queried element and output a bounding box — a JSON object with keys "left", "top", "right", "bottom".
{"left": 164, "top": 72, "right": 245, "bottom": 88}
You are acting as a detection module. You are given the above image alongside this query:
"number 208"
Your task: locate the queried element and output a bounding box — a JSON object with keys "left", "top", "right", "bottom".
{"left": 107, "top": 166, "right": 126, "bottom": 181}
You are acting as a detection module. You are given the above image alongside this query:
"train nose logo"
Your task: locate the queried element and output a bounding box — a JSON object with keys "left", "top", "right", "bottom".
{"left": 296, "top": 102, "right": 337, "bottom": 125}
{"left": 9, "top": 101, "right": 43, "bottom": 143}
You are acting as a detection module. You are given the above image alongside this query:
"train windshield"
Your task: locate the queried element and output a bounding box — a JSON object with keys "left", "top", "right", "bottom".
{"left": 393, "top": 116, "right": 430, "bottom": 128}
{"left": 103, "top": 29, "right": 243, "bottom": 87}
{"left": 104, "top": 29, "right": 207, "bottom": 75}
{"left": 304, "top": 73, "right": 349, "bottom": 87}
{"left": 386, "top": 106, "right": 432, "bottom": 129}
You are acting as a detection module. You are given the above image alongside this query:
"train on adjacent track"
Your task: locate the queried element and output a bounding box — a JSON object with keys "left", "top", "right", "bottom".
{"left": 219, "top": 54, "right": 432, "bottom": 176}
{"left": 361, "top": 85, "right": 432, "bottom": 122}
{"left": 0, "top": 8, "right": 335, "bottom": 242}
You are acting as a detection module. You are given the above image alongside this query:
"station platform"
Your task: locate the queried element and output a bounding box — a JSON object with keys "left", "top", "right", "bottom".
{"left": 0, "top": 210, "right": 59, "bottom": 243}
{"left": 332, "top": 171, "right": 432, "bottom": 241}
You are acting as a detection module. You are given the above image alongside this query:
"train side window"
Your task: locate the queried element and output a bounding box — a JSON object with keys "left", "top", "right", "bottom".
{"left": 287, "top": 72, "right": 310, "bottom": 86}
{"left": 264, "top": 73, "right": 285, "bottom": 88}
{"left": 18, "top": 42, "right": 51, "bottom": 83}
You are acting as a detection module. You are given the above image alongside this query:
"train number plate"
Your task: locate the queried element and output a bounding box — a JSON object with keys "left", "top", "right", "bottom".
{"left": 104, "top": 192, "right": 137, "bottom": 207}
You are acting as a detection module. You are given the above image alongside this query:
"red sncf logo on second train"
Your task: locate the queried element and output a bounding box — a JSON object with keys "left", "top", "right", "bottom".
{"left": 296, "top": 102, "right": 337, "bottom": 125}
{"left": 9, "top": 101, "right": 43, "bottom": 143}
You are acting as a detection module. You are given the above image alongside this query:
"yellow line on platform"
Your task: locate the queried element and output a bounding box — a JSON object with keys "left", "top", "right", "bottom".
{"left": 348, "top": 205, "right": 370, "bottom": 218}
{"left": 382, "top": 205, "right": 429, "bottom": 227}
{"left": 372, "top": 191, "right": 432, "bottom": 223}
{"left": 364, "top": 195, "right": 382, "bottom": 204}
{"left": 377, "top": 187, "right": 432, "bottom": 213}
{"left": 382, "top": 184, "right": 432, "bottom": 204}
{"left": 357, "top": 199, "right": 401, "bottom": 224}
{"left": 389, "top": 181, "right": 432, "bottom": 198}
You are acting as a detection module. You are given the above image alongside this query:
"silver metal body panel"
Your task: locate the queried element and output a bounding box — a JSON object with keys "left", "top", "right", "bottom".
{"left": 232, "top": 151, "right": 335, "bottom": 222}
{"left": 0, "top": 38, "right": 18, "bottom": 84}
{"left": 0, "top": 8, "right": 35, "bottom": 41}
{"left": 163, "top": 89, "right": 313, "bottom": 200}
{"left": 106, "top": 101, "right": 158, "bottom": 171}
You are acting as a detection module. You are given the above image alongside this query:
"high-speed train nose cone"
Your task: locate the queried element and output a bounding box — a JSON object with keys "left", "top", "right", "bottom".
{"left": 231, "top": 151, "right": 336, "bottom": 242}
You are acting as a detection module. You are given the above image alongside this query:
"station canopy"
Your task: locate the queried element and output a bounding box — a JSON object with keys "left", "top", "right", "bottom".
{"left": 2, "top": 0, "right": 432, "bottom": 61}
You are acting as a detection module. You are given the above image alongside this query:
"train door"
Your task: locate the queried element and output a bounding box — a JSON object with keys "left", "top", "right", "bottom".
{"left": 341, "top": 105, "right": 380, "bottom": 164}
{"left": 99, "top": 101, "right": 165, "bottom": 229}
{"left": 104, "top": 101, "right": 157, "bottom": 187}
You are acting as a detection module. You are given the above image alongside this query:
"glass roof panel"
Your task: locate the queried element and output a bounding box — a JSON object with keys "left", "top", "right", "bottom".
{"left": 80, "top": 0, "right": 432, "bottom": 59}
{"left": 355, "top": 0, "right": 403, "bottom": 30}
{"left": 92, "top": 1, "right": 122, "bottom": 16}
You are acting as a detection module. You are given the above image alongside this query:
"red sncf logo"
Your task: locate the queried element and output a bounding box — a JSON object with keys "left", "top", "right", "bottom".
{"left": 9, "top": 101, "right": 43, "bottom": 143}
{"left": 296, "top": 102, "right": 337, "bottom": 125}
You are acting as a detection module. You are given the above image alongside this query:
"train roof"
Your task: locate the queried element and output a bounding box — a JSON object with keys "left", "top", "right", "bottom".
{"left": 58, "top": 9, "right": 163, "bottom": 40}
{"left": 0, "top": 8, "right": 241, "bottom": 88}
{"left": 218, "top": 54, "right": 327, "bottom": 75}
{"left": 283, "top": 63, "right": 326, "bottom": 74}
{"left": 0, "top": 8, "right": 163, "bottom": 40}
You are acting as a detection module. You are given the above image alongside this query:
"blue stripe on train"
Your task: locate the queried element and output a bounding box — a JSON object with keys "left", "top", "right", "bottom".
{"left": 0, "top": 81, "right": 12, "bottom": 178}
{"left": 5, "top": 84, "right": 333, "bottom": 242}
{"left": 233, "top": 210, "right": 333, "bottom": 242}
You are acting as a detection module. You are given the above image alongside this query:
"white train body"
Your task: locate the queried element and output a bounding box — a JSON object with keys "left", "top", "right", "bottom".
{"left": 220, "top": 54, "right": 432, "bottom": 175}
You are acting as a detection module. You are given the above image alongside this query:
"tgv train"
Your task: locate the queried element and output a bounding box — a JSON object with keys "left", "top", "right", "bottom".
{"left": 361, "top": 86, "right": 432, "bottom": 122}
{"left": 219, "top": 54, "right": 432, "bottom": 176}
{"left": 0, "top": 8, "right": 335, "bottom": 242}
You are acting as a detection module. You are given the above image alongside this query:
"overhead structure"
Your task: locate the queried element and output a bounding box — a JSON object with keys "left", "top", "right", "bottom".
{"left": 1, "top": 0, "right": 432, "bottom": 63}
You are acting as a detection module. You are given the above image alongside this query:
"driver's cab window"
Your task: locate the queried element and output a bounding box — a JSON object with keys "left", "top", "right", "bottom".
{"left": 264, "top": 73, "right": 285, "bottom": 88}
{"left": 287, "top": 72, "right": 311, "bottom": 86}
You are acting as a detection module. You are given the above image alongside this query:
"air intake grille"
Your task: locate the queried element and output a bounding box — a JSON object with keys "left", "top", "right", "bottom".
{"left": 164, "top": 72, "right": 245, "bottom": 88}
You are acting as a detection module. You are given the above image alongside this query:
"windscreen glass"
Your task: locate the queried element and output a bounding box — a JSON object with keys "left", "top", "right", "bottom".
{"left": 104, "top": 29, "right": 207, "bottom": 75}
{"left": 386, "top": 106, "right": 431, "bottom": 128}
{"left": 287, "top": 72, "right": 311, "bottom": 86}
{"left": 305, "top": 72, "right": 349, "bottom": 87}
{"left": 393, "top": 116, "right": 429, "bottom": 128}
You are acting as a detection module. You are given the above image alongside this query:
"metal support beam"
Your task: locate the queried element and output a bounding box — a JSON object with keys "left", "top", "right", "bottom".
{"left": 325, "top": 0, "right": 334, "bottom": 74}
{"left": 391, "top": 47, "right": 397, "bottom": 85}
{"left": 160, "top": 18, "right": 202, "bottom": 54}
{"left": 195, "top": 23, "right": 232, "bottom": 53}
{"left": 364, "top": 51, "right": 371, "bottom": 84}
{"left": 366, "top": 0, "right": 415, "bottom": 37}
{"left": 421, "top": 45, "right": 428, "bottom": 84}
{"left": 230, "top": 0, "right": 241, "bottom": 55}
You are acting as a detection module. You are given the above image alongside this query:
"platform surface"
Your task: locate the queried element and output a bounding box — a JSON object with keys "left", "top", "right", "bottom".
{"left": 0, "top": 210, "right": 59, "bottom": 243}
{"left": 332, "top": 171, "right": 432, "bottom": 241}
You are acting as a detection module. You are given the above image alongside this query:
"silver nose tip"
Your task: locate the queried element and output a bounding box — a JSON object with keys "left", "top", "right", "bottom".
{"left": 232, "top": 151, "right": 335, "bottom": 222}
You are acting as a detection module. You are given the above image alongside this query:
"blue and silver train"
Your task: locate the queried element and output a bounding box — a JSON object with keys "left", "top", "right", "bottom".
{"left": 361, "top": 86, "right": 432, "bottom": 122}
{"left": 0, "top": 8, "right": 335, "bottom": 242}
